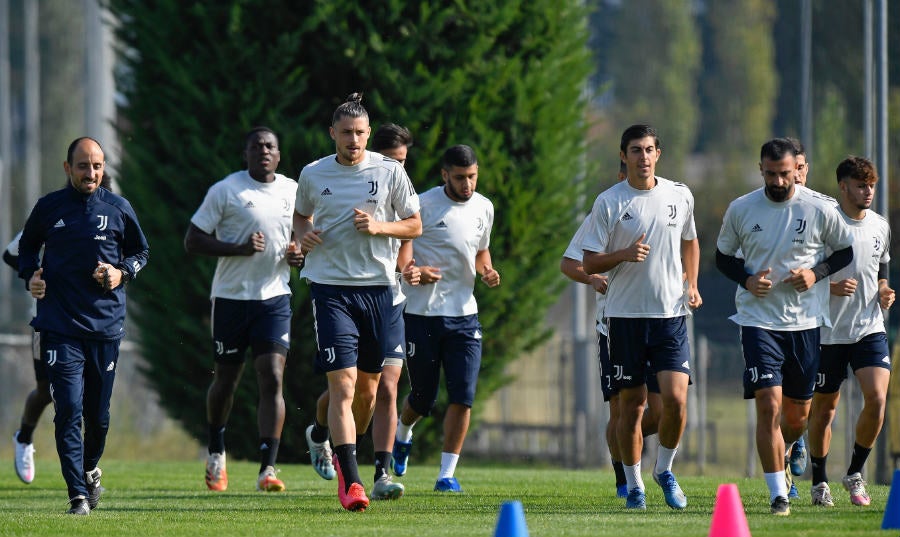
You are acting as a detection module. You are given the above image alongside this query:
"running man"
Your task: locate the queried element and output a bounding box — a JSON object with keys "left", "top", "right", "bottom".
{"left": 559, "top": 161, "right": 662, "bottom": 498}
{"left": 18, "top": 137, "right": 149, "bottom": 514}
{"left": 807, "top": 156, "right": 893, "bottom": 507}
{"left": 391, "top": 144, "right": 500, "bottom": 493}
{"left": 305, "top": 123, "right": 418, "bottom": 501}
{"left": 294, "top": 94, "right": 421, "bottom": 511}
{"left": 716, "top": 137, "right": 853, "bottom": 515}
{"left": 185, "top": 127, "right": 302, "bottom": 493}
{"left": 582, "top": 124, "right": 701, "bottom": 511}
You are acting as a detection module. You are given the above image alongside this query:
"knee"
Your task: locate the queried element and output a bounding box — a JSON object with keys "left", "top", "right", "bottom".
{"left": 862, "top": 391, "right": 887, "bottom": 415}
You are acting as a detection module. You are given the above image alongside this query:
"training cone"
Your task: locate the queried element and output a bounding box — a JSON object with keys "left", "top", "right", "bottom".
{"left": 883, "top": 469, "right": 900, "bottom": 529}
{"left": 494, "top": 500, "right": 529, "bottom": 537}
{"left": 708, "top": 484, "right": 751, "bottom": 537}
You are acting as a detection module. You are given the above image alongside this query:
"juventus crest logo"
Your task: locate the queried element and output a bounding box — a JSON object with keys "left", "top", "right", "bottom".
{"left": 368, "top": 180, "right": 378, "bottom": 195}
{"left": 96, "top": 215, "right": 108, "bottom": 231}
{"left": 667, "top": 205, "right": 677, "bottom": 219}
{"left": 794, "top": 218, "right": 806, "bottom": 233}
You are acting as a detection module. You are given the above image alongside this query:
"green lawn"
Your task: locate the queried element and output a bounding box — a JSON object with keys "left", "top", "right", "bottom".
{"left": 0, "top": 460, "right": 893, "bottom": 537}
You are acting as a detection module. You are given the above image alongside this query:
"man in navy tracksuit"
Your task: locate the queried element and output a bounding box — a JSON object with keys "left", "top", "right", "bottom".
{"left": 18, "top": 137, "right": 149, "bottom": 515}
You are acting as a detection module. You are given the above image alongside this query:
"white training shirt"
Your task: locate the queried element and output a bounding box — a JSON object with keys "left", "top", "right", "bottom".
{"left": 563, "top": 213, "right": 607, "bottom": 335}
{"left": 402, "top": 185, "right": 494, "bottom": 316}
{"left": 190, "top": 170, "right": 297, "bottom": 300}
{"left": 6, "top": 231, "right": 38, "bottom": 318}
{"left": 716, "top": 185, "right": 854, "bottom": 330}
{"left": 582, "top": 177, "right": 697, "bottom": 318}
{"left": 296, "top": 151, "right": 420, "bottom": 286}
{"left": 821, "top": 208, "right": 891, "bottom": 344}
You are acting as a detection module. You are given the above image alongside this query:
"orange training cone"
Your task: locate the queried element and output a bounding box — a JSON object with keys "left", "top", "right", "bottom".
{"left": 708, "top": 484, "right": 751, "bottom": 537}
{"left": 883, "top": 469, "right": 900, "bottom": 530}
{"left": 494, "top": 500, "right": 529, "bottom": 537}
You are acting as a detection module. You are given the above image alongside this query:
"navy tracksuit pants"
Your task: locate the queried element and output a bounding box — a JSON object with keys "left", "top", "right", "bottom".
{"left": 41, "top": 331, "right": 119, "bottom": 500}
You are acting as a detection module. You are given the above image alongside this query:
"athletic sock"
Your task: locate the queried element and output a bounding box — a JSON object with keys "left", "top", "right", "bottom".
{"left": 17, "top": 423, "right": 36, "bottom": 444}
{"left": 764, "top": 471, "right": 787, "bottom": 502}
{"left": 208, "top": 425, "right": 226, "bottom": 454}
{"left": 374, "top": 451, "right": 391, "bottom": 482}
{"left": 438, "top": 452, "right": 459, "bottom": 479}
{"left": 612, "top": 460, "right": 627, "bottom": 487}
{"left": 396, "top": 419, "right": 414, "bottom": 443}
{"left": 847, "top": 443, "right": 872, "bottom": 476}
{"left": 811, "top": 454, "right": 828, "bottom": 484}
{"left": 334, "top": 444, "right": 362, "bottom": 493}
{"left": 654, "top": 445, "right": 678, "bottom": 476}
{"left": 623, "top": 461, "right": 644, "bottom": 492}
{"left": 310, "top": 419, "right": 329, "bottom": 443}
{"left": 259, "top": 437, "right": 279, "bottom": 472}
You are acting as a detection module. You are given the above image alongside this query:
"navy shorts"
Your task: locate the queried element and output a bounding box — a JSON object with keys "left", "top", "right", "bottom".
{"left": 598, "top": 333, "right": 661, "bottom": 400}
{"left": 405, "top": 313, "right": 482, "bottom": 415}
{"left": 740, "top": 326, "right": 819, "bottom": 400}
{"left": 310, "top": 283, "right": 392, "bottom": 374}
{"left": 211, "top": 295, "right": 291, "bottom": 363}
{"left": 383, "top": 302, "right": 406, "bottom": 368}
{"left": 607, "top": 317, "right": 691, "bottom": 390}
{"left": 816, "top": 332, "right": 891, "bottom": 394}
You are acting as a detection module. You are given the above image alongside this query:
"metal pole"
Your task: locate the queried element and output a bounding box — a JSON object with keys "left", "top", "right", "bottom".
{"left": 84, "top": 0, "right": 118, "bottom": 183}
{"left": 800, "top": 0, "right": 812, "bottom": 154}
{"left": 874, "top": 0, "right": 890, "bottom": 485}
{"left": 0, "top": 0, "right": 12, "bottom": 325}
{"left": 23, "top": 0, "right": 40, "bottom": 208}
{"left": 863, "top": 0, "right": 873, "bottom": 159}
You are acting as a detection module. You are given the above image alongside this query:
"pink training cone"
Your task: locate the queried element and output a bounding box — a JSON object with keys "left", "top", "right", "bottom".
{"left": 708, "top": 484, "right": 751, "bottom": 537}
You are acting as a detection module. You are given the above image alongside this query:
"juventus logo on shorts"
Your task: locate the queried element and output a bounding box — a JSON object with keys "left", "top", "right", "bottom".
{"left": 816, "top": 372, "right": 825, "bottom": 387}
{"left": 323, "top": 347, "right": 336, "bottom": 363}
{"left": 613, "top": 364, "right": 624, "bottom": 380}
{"left": 96, "top": 215, "right": 108, "bottom": 231}
{"left": 215, "top": 341, "right": 224, "bottom": 355}
{"left": 406, "top": 342, "right": 416, "bottom": 358}
{"left": 748, "top": 366, "right": 759, "bottom": 383}
{"left": 46, "top": 349, "right": 57, "bottom": 367}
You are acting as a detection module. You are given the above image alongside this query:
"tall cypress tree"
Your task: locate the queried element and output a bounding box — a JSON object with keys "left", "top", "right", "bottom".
{"left": 107, "top": 0, "right": 592, "bottom": 461}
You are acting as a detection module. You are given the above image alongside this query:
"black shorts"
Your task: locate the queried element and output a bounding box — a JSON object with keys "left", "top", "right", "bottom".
{"left": 607, "top": 317, "right": 691, "bottom": 390}
{"left": 309, "top": 283, "right": 391, "bottom": 374}
{"left": 816, "top": 332, "right": 891, "bottom": 394}
{"left": 740, "top": 326, "right": 819, "bottom": 400}
{"left": 211, "top": 295, "right": 291, "bottom": 363}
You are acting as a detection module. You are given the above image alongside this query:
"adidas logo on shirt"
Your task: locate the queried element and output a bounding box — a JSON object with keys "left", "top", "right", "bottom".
{"left": 321, "top": 188, "right": 332, "bottom": 196}
{"left": 751, "top": 224, "right": 763, "bottom": 232}
{"left": 244, "top": 201, "right": 255, "bottom": 208}
{"left": 54, "top": 219, "right": 65, "bottom": 228}
{"left": 436, "top": 220, "right": 448, "bottom": 229}
{"left": 621, "top": 213, "right": 633, "bottom": 221}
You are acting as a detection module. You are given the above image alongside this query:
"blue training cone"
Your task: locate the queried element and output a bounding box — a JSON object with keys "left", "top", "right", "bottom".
{"left": 494, "top": 500, "right": 529, "bottom": 537}
{"left": 883, "top": 469, "right": 900, "bottom": 530}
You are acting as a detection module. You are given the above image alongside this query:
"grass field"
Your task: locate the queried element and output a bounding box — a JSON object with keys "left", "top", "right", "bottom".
{"left": 0, "top": 460, "right": 893, "bottom": 537}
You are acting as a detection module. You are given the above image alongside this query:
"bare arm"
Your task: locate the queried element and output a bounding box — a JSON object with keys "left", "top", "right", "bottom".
{"left": 583, "top": 233, "right": 649, "bottom": 275}
{"left": 397, "top": 240, "right": 420, "bottom": 285}
{"left": 560, "top": 257, "right": 607, "bottom": 293}
{"left": 293, "top": 211, "right": 321, "bottom": 255}
{"left": 475, "top": 249, "right": 500, "bottom": 287}
{"left": 184, "top": 223, "right": 263, "bottom": 257}
{"left": 681, "top": 238, "right": 702, "bottom": 308}
{"left": 353, "top": 209, "right": 422, "bottom": 240}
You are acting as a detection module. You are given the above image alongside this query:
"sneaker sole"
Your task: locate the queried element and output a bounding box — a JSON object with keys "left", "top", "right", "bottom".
{"left": 372, "top": 486, "right": 404, "bottom": 500}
